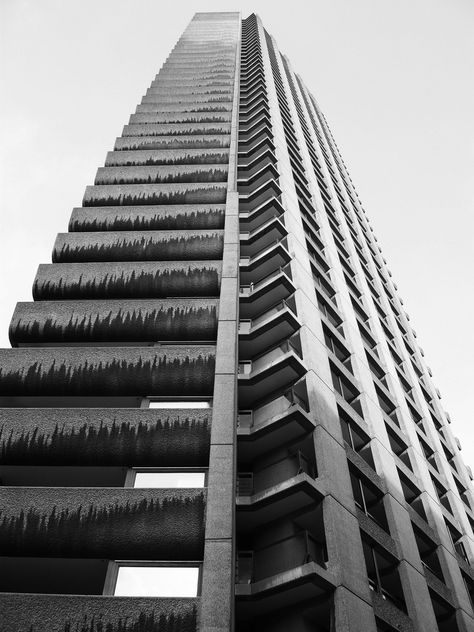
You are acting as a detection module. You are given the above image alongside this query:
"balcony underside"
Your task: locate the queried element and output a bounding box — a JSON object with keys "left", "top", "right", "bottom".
{"left": 237, "top": 404, "right": 314, "bottom": 461}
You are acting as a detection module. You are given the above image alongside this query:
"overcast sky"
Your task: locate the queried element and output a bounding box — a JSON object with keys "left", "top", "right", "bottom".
{"left": 1, "top": 0, "right": 473, "bottom": 471}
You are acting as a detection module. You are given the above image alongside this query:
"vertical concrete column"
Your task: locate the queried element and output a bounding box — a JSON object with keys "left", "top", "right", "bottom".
{"left": 199, "top": 13, "right": 241, "bottom": 632}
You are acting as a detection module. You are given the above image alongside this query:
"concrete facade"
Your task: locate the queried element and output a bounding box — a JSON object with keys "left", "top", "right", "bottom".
{"left": 0, "top": 11, "right": 473, "bottom": 632}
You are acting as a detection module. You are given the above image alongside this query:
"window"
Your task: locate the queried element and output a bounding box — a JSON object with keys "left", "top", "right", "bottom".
{"left": 412, "top": 524, "right": 444, "bottom": 582}
{"left": 374, "top": 385, "right": 399, "bottom": 426}
{"left": 453, "top": 478, "right": 471, "bottom": 510}
{"left": 110, "top": 564, "right": 200, "bottom": 597}
{"left": 361, "top": 537, "right": 406, "bottom": 611}
{"left": 330, "top": 364, "right": 363, "bottom": 417}
{"left": 323, "top": 325, "right": 352, "bottom": 368}
{"left": 376, "top": 618, "right": 400, "bottom": 632}
{"left": 316, "top": 291, "right": 343, "bottom": 332}
{"left": 350, "top": 468, "right": 388, "bottom": 531}
{"left": 445, "top": 521, "right": 469, "bottom": 563}
{"left": 129, "top": 469, "right": 206, "bottom": 488}
{"left": 365, "top": 351, "right": 387, "bottom": 385}
{"left": 339, "top": 407, "right": 375, "bottom": 468}
{"left": 419, "top": 437, "right": 439, "bottom": 472}
{"left": 462, "top": 571, "right": 474, "bottom": 609}
{"left": 146, "top": 399, "right": 211, "bottom": 409}
{"left": 406, "top": 399, "right": 423, "bottom": 426}
{"left": 429, "top": 589, "right": 460, "bottom": 632}
{"left": 431, "top": 477, "right": 452, "bottom": 514}
{"left": 398, "top": 469, "right": 427, "bottom": 521}
{"left": 386, "top": 426, "right": 412, "bottom": 471}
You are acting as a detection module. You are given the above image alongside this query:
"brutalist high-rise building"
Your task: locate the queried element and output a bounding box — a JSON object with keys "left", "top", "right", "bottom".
{"left": 0, "top": 11, "right": 472, "bottom": 632}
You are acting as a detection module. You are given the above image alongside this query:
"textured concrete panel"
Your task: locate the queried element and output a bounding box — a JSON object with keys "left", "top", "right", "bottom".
{"left": 0, "top": 487, "right": 206, "bottom": 559}
{"left": 0, "top": 346, "right": 216, "bottom": 396}
{"left": 0, "top": 407, "right": 211, "bottom": 465}
{"left": 0, "top": 594, "right": 198, "bottom": 632}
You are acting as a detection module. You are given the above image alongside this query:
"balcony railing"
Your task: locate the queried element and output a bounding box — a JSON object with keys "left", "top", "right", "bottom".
{"left": 237, "top": 449, "right": 315, "bottom": 496}
{"left": 239, "top": 264, "right": 292, "bottom": 297}
{"left": 237, "top": 387, "right": 308, "bottom": 431}
{"left": 238, "top": 299, "right": 294, "bottom": 335}
{"left": 238, "top": 339, "right": 302, "bottom": 377}
{"left": 236, "top": 530, "right": 327, "bottom": 584}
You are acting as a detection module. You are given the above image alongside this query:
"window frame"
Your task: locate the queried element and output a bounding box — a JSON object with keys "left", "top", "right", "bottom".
{"left": 125, "top": 467, "right": 208, "bottom": 488}
{"left": 103, "top": 560, "right": 203, "bottom": 597}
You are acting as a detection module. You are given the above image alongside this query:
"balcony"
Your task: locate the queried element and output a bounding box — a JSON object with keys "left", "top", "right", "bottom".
{"left": 238, "top": 129, "right": 274, "bottom": 157}
{"left": 236, "top": 469, "right": 321, "bottom": 533}
{"left": 239, "top": 265, "right": 295, "bottom": 319}
{"left": 136, "top": 101, "right": 233, "bottom": 113}
{"left": 10, "top": 298, "right": 219, "bottom": 346}
{"left": 238, "top": 106, "right": 271, "bottom": 131}
{"left": 237, "top": 531, "right": 326, "bottom": 584}
{"left": 239, "top": 240, "right": 291, "bottom": 285}
{"left": 238, "top": 179, "right": 281, "bottom": 213}
{"left": 121, "top": 122, "right": 232, "bottom": 137}
{"left": 238, "top": 195, "right": 284, "bottom": 233}
{"left": 33, "top": 261, "right": 222, "bottom": 301}
{"left": 238, "top": 340, "right": 307, "bottom": 408}
{"left": 0, "top": 593, "right": 198, "bottom": 632}
{"left": 238, "top": 299, "right": 300, "bottom": 358}
{"left": 150, "top": 77, "right": 232, "bottom": 87}
{"left": 145, "top": 87, "right": 233, "bottom": 98}
{"left": 237, "top": 162, "right": 279, "bottom": 195}
{"left": 104, "top": 148, "right": 230, "bottom": 167}
{"left": 236, "top": 532, "right": 333, "bottom": 619}
{"left": 53, "top": 230, "right": 224, "bottom": 263}
{"left": 94, "top": 164, "right": 229, "bottom": 186}
{"left": 237, "top": 386, "right": 313, "bottom": 460}
{"left": 69, "top": 204, "right": 226, "bottom": 233}
{"left": 239, "top": 216, "right": 287, "bottom": 258}
{"left": 141, "top": 93, "right": 233, "bottom": 105}
{"left": 83, "top": 182, "right": 227, "bottom": 207}
{"left": 238, "top": 136, "right": 275, "bottom": 164}
{"left": 114, "top": 134, "right": 231, "bottom": 152}
{"left": 0, "top": 406, "right": 210, "bottom": 466}
{"left": 238, "top": 443, "right": 316, "bottom": 492}
{"left": 134, "top": 106, "right": 232, "bottom": 121}
{"left": 0, "top": 345, "right": 215, "bottom": 401}
{"left": 0, "top": 487, "right": 205, "bottom": 559}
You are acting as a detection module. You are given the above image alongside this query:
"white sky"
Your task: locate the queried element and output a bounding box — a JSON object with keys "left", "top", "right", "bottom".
{"left": 0, "top": 0, "right": 473, "bottom": 472}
